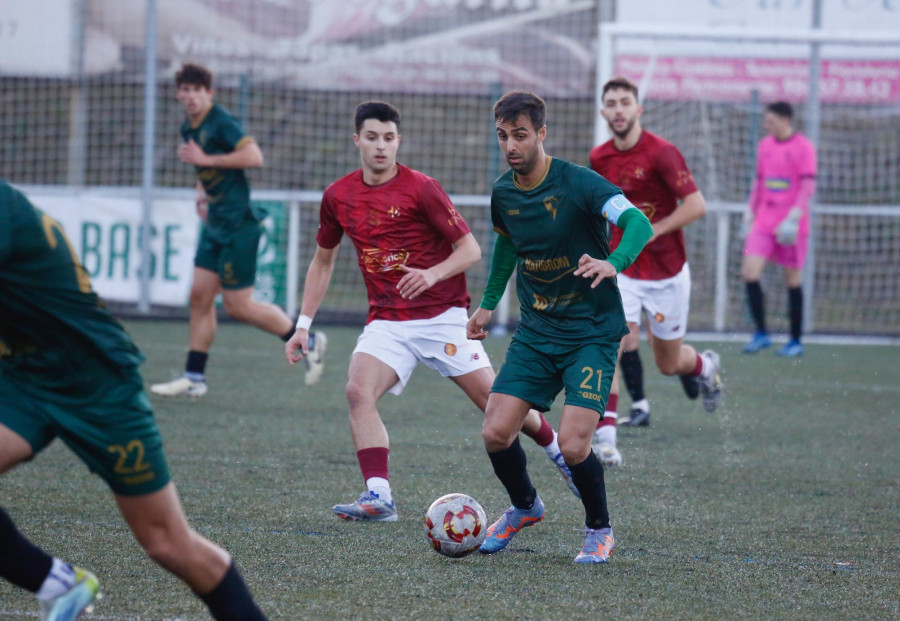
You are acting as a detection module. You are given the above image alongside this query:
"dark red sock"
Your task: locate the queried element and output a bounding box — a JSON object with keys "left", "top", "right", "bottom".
{"left": 521, "top": 412, "right": 555, "bottom": 447}
{"left": 357, "top": 447, "right": 390, "bottom": 481}
{"left": 596, "top": 394, "right": 618, "bottom": 430}
{"left": 691, "top": 354, "right": 703, "bottom": 377}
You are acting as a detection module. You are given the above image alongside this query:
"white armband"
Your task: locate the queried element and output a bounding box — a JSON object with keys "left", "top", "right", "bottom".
{"left": 295, "top": 314, "right": 313, "bottom": 331}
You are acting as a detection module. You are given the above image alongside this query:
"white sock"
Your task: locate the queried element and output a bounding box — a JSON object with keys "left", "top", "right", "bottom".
{"left": 700, "top": 354, "right": 712, "bottom": 379}
{"left": 36, "top": 558, "right": 76, "bottom": 601}
{"left": 543, "top": 430, "right": 562, "bottom": 459}
{"left": 595, "top": 425, "right": 617, "bottom": 446}
{"left": 632, "top": 398, "right": 650, "bottom": 413}
{"left": 366, "top": 477, "right": 393, "bottom": 504}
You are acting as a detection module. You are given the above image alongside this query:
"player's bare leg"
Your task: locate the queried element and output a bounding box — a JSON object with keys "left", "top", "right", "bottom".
{"left": 333, "top": 353, "right": 400, "bottom": 521}
{"left": 151, "top": 267, "right": 219, "bottom": 398}
{"left": 0, "top": 423, "right": 32, "bottom": 475}
{"left": 451, "top": 368, "right": 579, "bottom": 495}
{"left": 652, "top": 336, "right": 722, "bottom": 412}
{"left": 188, "top": 267, "right": 221, "bottom": 352}
{"left": 221, "top": 286, "right": 292, "bottom": 336}
{"left": 116, "top": 483, "right": 266, "bottom": 619}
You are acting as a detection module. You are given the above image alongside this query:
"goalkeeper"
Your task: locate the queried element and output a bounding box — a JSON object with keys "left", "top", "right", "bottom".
{"left": 741, "top": 101, "right": 818, "bottom": 357}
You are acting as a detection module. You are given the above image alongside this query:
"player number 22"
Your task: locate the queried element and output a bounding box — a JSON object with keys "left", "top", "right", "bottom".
{"left": 579, "top": 366, "right": 603, "bottom": 391}
{"left": 108, "top": 440, "right": 151, "bottom": 475}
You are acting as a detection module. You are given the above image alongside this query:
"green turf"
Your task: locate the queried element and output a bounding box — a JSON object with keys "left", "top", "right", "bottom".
{"left": 1, "top": 321, "right": 898, "bottom": 620}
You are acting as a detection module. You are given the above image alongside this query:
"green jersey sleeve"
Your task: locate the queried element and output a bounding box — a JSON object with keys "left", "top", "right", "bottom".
{"left": 606, "top": 207, "right": 653, "bottom": 273}
{"left": 480, "top": 232, "right": 517, "bottom": 311}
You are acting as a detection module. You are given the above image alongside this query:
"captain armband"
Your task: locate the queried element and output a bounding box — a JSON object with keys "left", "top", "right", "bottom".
{"left": 600, "top": 194, "right": 637, "bottom": 226}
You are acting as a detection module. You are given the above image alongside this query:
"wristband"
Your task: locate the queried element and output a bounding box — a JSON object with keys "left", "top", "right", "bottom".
{"left": 295, "top": 314, "right": 313, "bottom": 331}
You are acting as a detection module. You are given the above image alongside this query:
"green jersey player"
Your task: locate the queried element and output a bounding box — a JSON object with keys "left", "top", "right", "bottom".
{"left": 151, "top": 63, "right": 326, "bottom": 398}
{"left": 467, "top": 91, "right": 652, "bottom": 564}
{"left": 0, "top": 181, "right": 267, "bottom": 620}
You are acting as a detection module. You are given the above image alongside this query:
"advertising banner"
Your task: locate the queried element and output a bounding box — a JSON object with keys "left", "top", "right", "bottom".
{"left": 32, "top": 193, "right": 285, "bottom": 307}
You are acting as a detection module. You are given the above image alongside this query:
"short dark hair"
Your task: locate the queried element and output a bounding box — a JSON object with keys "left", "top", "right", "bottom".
{"left": 602, "top": 76, "right": 639, "bottom": 101}
{"left": 493, "top": 91, "right": 546, "bottom": 131}
{"left": 766, "top": 101, "right": 793, "bottom": 120}
{"left": 354, "top": 101, "right": 401, "bottom": 133}
{"left": 175, "top": 63, "right": 213, "bottom": 89}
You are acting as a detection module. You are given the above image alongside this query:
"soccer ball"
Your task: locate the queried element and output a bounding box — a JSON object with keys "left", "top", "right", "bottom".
{"left": 424, "top": 493, "right": 487, "bottom": 558}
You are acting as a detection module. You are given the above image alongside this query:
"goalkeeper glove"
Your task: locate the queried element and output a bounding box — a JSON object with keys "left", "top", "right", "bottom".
{"left": 775, "top": 207, "right": 803, "bottom": 245}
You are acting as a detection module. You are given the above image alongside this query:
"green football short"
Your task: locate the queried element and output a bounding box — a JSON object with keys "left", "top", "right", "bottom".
{"left": 194, "top": 222, "right": 262, "bottom": 289}
{"left": 492, "top": 335, "right": 618, "bottom": 414}
{"left": 0, "top": 366, "right": 171, "bottom": 496}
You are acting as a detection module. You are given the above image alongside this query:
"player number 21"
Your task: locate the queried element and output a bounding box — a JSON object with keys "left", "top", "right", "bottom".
{"left": 579, "top": 366, "right": 603, "bottom": 391}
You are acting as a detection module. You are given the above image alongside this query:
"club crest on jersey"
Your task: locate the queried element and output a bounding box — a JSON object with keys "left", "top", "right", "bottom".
{"left": 387, "top": 205, "right": 401, "bottom": 218}
{"left": 447, "top": 207, "right": 464, "bottom": 226}
{"left": 634, "top": 167, "right": 645, "bottom": 179}
{"left": 543, "top": 196, "right": 558, "bottom": 220}
{"left": 363, "top": 248, "right": 410, "bottom": 273}
{"left": 444, "top": 343, "right": 457, "bottom": 356}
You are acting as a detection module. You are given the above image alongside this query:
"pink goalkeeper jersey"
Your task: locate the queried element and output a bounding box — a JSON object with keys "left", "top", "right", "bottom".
{"left": 751, "top": 133, "right": 817, "bottom": 235}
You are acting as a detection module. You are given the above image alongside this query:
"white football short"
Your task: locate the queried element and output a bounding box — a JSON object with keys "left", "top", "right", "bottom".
{"left": 617, "top": 263, "right": 691, "bottom": 341}
{"left": 353, "top": 306, "right": 492, "bottom": 396}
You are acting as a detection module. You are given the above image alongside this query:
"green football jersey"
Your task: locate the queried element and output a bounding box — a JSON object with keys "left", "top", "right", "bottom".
{"left": 0, "top": 182, "right": 143, "bottom": 397}
{"left": 491, "top": 157, "right": 628, "bottom": 344}
{"left": 181, "top": 103, "right": 267, "bottom": 240}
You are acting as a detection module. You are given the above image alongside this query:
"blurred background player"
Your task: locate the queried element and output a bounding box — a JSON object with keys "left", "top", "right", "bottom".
{"left": 151, "top": 63, "right": 325, "bottom": 398}
{"left": 468, "top": 91, "right": 652, "bottom": 563}
{"left": 741, "top": 101, "right": 817, "bottom": 357}
{"left": 589, "top": 77, "right": 722, "bottom": 456}
{"left": 285, "top": 101, "right": 579, "bottom": 523}
{"left": 0, "top": 181, "right": 267, "bottom": 620}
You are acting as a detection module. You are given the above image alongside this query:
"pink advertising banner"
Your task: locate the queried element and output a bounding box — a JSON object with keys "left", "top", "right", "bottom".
{"left": 615, "top": 56, "right": 900, "bottom": 104}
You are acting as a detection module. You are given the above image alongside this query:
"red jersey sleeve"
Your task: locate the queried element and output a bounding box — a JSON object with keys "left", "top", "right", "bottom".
{"left": 655, "top": 144, "right": 698, "bottom": 200}
{"left": 316, "top": 186, "right": 344, "bottom": 249}
{"left": 416, "top": 178, "right": 471, "bottom": 245}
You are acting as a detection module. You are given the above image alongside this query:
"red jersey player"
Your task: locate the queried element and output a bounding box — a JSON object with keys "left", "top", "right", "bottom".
{"left": 588, "top": 77, "right": 723, "bottom": 464}
{"left": 285, "top": 101, "right": 579, "bottom": 522}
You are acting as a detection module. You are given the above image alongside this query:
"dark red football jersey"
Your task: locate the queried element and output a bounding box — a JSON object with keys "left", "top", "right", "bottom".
{"left": 590, "top": 130, "right": 698, "bottom": 280}
{"left": 317, "top": 164, "right": 472, "bottom": 323}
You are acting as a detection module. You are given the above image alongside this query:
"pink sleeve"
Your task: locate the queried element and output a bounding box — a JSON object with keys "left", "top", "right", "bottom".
{"left": 800, "top": 138, "right": 817, "bottom": 179}
{"left": 748, "top": 175, "right": 762, "bottom": 214}
{"left": 794, "top": 177, "right": 816, "bottom": 209}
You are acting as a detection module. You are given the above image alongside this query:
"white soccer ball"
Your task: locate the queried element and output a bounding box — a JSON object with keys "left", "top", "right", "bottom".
{"left": 424, "top": 493, "right": 487, "bottom": 558}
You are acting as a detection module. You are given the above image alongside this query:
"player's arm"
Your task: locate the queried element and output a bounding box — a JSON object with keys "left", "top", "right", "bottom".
{"left": 397, "top": 232, "right": 480, "bottom": 300}
{"left": 649, "top": 190, "right": 706, "bottom": 242}
{"left": 576, "top": 197, "right": 652, "bottom": 288}
{"left": 286, "top": 244, "right": 339, "bottom": 365}
{"left": 468, "top": 231, "right": 516, "bottom": 340}
{"left": 179, "top": 138, "right": 264, "bottom": 169}
{"left": 194, "top": 182, "right": 208, "bottom": 221}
